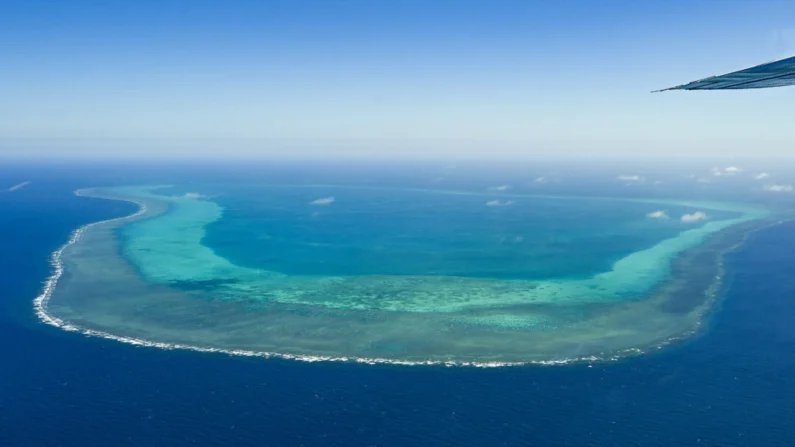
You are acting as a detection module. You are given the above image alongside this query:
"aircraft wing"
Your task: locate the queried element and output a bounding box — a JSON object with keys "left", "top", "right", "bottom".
{"left": 654, "top": 55, "right": 795, "bottom": 91}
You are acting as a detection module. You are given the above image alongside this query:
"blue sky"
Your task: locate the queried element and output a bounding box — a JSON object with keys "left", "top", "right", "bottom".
{"left": 2, "top": 0, "right": 795, "bottom": 159}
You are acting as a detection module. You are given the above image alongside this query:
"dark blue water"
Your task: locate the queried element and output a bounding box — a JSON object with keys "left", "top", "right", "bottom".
{"left": 2, "top": 162, "right": 794, "bottom": 446}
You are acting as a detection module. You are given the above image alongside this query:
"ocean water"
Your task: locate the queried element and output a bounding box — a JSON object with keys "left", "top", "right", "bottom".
{"left": 2, "top": 161, "right": 795, "bottom": 445}
{"left": 199, "top": 185, "right": 742, "bottom": 280}
{"left": 40, "top": 174, "right": 768, "bottom": 363}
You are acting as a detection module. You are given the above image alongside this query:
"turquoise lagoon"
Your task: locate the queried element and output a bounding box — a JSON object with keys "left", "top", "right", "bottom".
{"left": 40, "top": 184, "right": 771, "bottom": 365}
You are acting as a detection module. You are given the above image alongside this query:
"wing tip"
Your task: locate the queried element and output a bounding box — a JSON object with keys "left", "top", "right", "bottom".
{"left": 654, "top": 55, "right": 795, "bottom": 92}
{"left": 651, "top": 86, "right": 681, "bottom": 93}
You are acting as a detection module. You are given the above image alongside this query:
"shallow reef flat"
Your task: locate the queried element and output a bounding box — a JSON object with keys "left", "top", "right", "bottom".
{"left": 37, "top": 185, "right": 771, "bottom": 365}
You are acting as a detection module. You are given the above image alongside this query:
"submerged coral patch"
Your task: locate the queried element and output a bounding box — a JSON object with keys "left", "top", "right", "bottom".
{"left": 36, "top": 185, "right": 769, "bottom": 365}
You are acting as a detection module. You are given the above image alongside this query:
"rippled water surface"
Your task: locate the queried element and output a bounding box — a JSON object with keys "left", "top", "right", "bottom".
{"left": 40, "top": 177, "right": 771, "bottom": 364}
{"left": 3, "top": 162, "right": 795, "bottom": 446}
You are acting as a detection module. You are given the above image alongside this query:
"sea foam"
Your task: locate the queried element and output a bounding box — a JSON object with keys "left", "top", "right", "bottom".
{"left": 32, "top": 186, "right": 778, "bottom": 367}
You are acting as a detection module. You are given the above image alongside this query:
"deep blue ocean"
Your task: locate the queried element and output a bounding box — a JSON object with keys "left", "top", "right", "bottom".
{"left": 2, "top": 161, "right": 794, "bottom": 446}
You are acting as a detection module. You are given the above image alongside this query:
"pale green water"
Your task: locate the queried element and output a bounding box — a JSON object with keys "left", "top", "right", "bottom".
{"left": 41, "top": 184, "right": 771, "bottom": 364}
{"left": 119, "top": 186, "right": 766, "bottom": 314}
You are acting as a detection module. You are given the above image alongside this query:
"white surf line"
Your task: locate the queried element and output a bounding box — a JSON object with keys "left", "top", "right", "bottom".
{"left": 34, "top": 188, "right": 150, "bottom": 328}
{"left": 6, "top": 181, "right": 31, "bottom": 192}
{"left": 31, "top": 186, "right": 775, "bottom": 368}
{"left": 31, "top": 187, "right": 614, "bottom": 367}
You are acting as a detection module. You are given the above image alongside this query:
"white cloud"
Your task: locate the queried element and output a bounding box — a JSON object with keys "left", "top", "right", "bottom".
{"left": 653, "top": 180, "right": 663, "bottom": 185}
{"left": 681, "top": 211, "right": 708, "bottom": 223}
{"left": 310, "top": 196, "right": 335, "bottom": 205}
{"left": 486, "top": 199, "right": 514, "bottom": 207}
{"left": 487, "top": 184, "right": 512, "bottom": 191}
{"left": 697, "top": 178, "right": 711, "bottom": 184}
{"left": 763, "top": 184, "right": 793, "bottom": 193}
{"left": 710, "top": 166, "right": 742, "bottom": 177}
{"left": 617, "top": 175, "right": 643, "bottom": 181}
{"left": 647, "top": 210, "right": 669, "bottom": 219}
{"left": 755, "top": 172, "right": 770, "bottom": 180}
{"left": 7, "top": 181, "right": 30, "bottom": 192}
{"left": 534, "top": 176, "right": 547, "bottom": 183}
{"left": 182, "top": 192, "right": 204, "bottom": 199}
